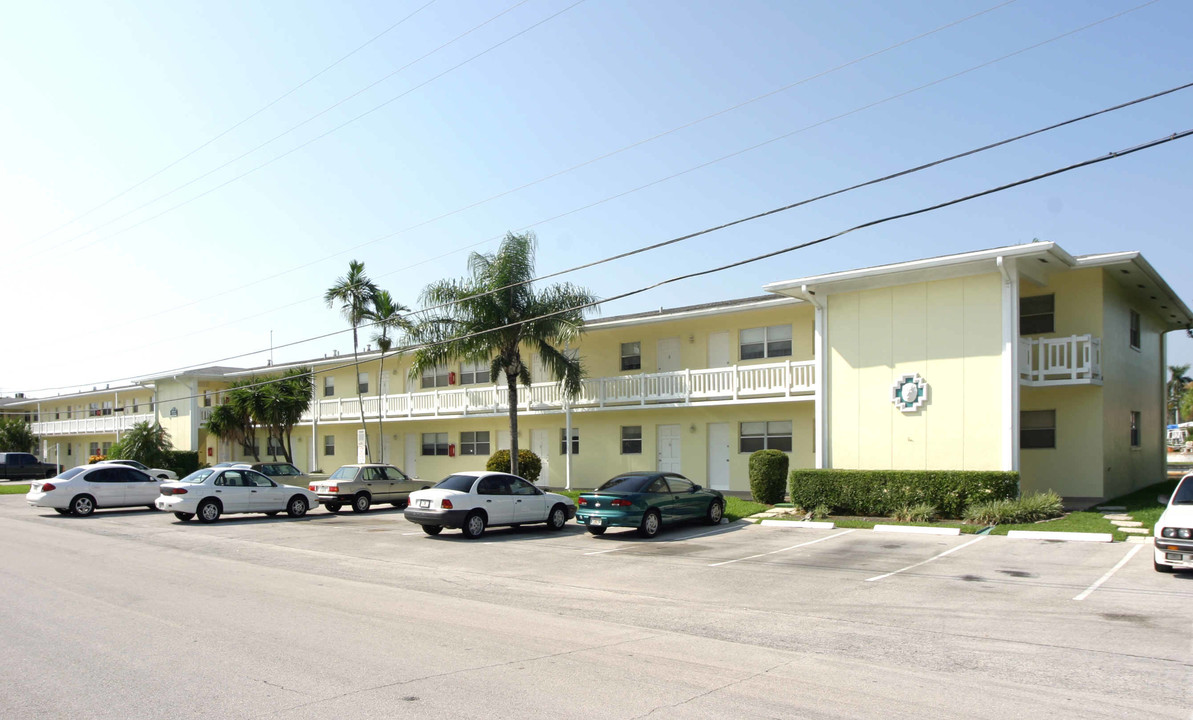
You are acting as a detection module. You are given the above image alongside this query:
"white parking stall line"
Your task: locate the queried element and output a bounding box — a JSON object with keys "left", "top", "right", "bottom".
{"left": 402, "top": 532, "right": 426, "bottom": 536}
{"left": 1073, "top": 544, "right": 1144, "bottom": 601}
{"left": 708, "top": 529, "right": 855, "bottom": 567}
{"left": 865, "top": 536, "right": 986, "bottom": 582}
{"left": 582, "top": 524, "right": 743, "bottom": 556}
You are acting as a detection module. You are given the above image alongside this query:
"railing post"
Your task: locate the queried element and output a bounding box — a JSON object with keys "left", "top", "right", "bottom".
{"left": 684, "top": 368, "right": 692, "bottom": 405}
{"left": 1070, "top": 335, "right": 1078, "bottom": 381}
{"left": 785, "top": 359, "right": 792, "bottom": 397}
{"left": 732, "top": 365, "right": 739, "bottom": 400}
{"left": 640, "top": 374, "right": 646, "bottom": 406}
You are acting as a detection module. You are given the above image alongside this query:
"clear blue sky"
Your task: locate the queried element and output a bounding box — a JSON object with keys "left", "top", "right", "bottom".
{"left": 2, "top": 0, "right": 1191, "bottom": 395}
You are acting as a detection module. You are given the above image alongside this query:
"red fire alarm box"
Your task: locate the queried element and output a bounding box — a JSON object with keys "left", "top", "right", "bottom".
{"left": 448, "top": 371, "right": 457, "bottom": 385}
{"left": 207, "top": 447, "right": 213, "bottom": 457}
{"left": 448, "top": 443, "right": 456, "bottom": 457}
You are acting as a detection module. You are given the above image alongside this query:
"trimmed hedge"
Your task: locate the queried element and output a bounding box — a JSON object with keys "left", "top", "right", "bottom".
{"left": 748, "top": 449, "right": 788, "bottom": 504}
{"left": 164, "top": 450, "right": 201, "bottom": 478}
{"left": 485, "top": 449, "right": 542, "bottom": 484}
{"left": 788, "top": 469, "right": 1019, "bottom": 519}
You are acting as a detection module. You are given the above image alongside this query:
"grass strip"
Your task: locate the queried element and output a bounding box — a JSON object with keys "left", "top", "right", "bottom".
{"left": 0, "top": 484, "right": 31, "bottom": 494}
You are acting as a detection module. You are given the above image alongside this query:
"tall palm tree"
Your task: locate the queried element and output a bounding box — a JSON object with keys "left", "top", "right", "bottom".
{"left": 408, "top": 231, "right": 596, "bottom": 477}
{"left": 1169, "top": 364, "right": 1191, "bottom": 424}
{"left": 366, "top": 290, "right": 412, "bottom": 464}
{"left": 325, "top": 260, "right": 379, "bottom": 462}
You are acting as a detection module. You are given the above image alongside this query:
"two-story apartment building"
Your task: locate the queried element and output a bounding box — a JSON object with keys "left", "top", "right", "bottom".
{"left": 14, "top": 241, "right": 1190, "bottom": 503}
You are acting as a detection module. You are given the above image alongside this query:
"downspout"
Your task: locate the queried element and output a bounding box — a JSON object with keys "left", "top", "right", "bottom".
{"left": 311, "top": 374, "right": 319, "bottom": 473}
{"left": 996, "top": 257, "right": 1021, "bottom": 473}
{"left": 802, "top": 285, "right": 828, "bottom": 469}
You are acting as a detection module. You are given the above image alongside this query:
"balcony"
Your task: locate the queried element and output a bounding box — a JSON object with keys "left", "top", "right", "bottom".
{"left": 302, "top": 360, "right": 816, "bottom": 423}
{"left": 1018, "top": 335, "right": 1102, "bottom": 386}
{"left": 31, "top": 412, "right": 157, "bottom": 437}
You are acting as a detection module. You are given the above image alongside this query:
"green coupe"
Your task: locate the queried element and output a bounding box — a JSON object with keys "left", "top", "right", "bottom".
{"left": 576, "top": 472, "right": 725, "bottom": 538}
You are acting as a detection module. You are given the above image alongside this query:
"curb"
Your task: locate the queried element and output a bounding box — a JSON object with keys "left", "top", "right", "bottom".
{"left": 758, "top": 520, "right": 835, "bottom": 529}
{"left": 873, "top": 524, "right": 960, "bottom": 536}
{"left": 1006, "top": 530, "right": 1113, "bottom": 543}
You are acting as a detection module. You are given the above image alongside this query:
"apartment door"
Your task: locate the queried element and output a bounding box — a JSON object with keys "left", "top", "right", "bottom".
{"left": 404, "top": 434, "right": 418, "bottom": 478}
{"left": 531, "top": 429, "right": 550, "bottom": 485}
{"left": 707, "top": 423, "right": 730, "bottom": 490}
{"left": 657, "top": 424, "right": 681, "bottom": 473}
{"left": 708, "top": 332, "right": 730, "bottom": 367}
{"left": 498, "top": 430, "right": 511, "bottom": 451}
{"left": 657, "top": 337, "right": 681, "bottom": 372}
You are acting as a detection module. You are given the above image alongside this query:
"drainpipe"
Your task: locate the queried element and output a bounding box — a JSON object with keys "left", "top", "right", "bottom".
{"left": 996, "top": 257, "right": 1020, "bottom": 473}
{"left": 802, "top": 285, "right": 828, "bottom": 469}
{"left": 564, "top": 394, "right": 572, "bottom": 490}
{"left": 310, "top": 375, "right": 319, "bottom": 473}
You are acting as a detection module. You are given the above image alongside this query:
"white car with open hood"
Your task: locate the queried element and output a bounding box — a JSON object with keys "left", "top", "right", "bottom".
{"left": 1154, "top": 472, "right": 1193, "bottom": 573}
{"left": 155, "top": 467, "right": 319, "bottom": 523}
{"left": 403, "top": 471, "right": 575, "bottom": 539}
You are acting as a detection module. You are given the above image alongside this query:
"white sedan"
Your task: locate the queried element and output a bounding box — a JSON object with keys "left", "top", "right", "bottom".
{"left": 1154, "top": 473, "right": 1193, "bottom": 573}
{"left": 156, "top": 467, "right": 319, "bottom": 523}
{"left": 27, "top": 465, "right": 164, "bottom": 516}
{"left": 403, "top": 471, "right": 575, "bottom": 539}
{"left": 99, "top": 459, "right": 178, "bottom": 480}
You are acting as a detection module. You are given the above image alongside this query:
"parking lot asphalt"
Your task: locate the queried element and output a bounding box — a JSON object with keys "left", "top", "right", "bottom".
{"left": 1, "top": 495, "right": 1190, "bottom": 719}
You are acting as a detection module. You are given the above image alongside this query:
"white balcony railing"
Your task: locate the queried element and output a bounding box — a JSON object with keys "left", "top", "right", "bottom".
{"left": 302, "top": 360, "right": 815, "bottom": 423}
{"left": 1018, "top": 335, "right": 1102, "bottom": 385}
{"left": 31, "top": 412, "right": 157, "bottom": 437}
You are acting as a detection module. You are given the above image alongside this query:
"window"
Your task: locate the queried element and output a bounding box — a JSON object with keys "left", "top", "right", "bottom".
{"left": 101, "top": 442, "right": 112, "bottom": 456}
{"left": 422, "top": 432, "right": 449, "bottom": 456}
{"left": 66, "top": 443, "right": 72, "bottom": 456}
{"left": 102, "top": 401, "right": 113, "bottom": 416}
{"left": 89, "top": 442, "right": 100, "bottom": 457}
{"left": 54, "top": 407, "right": 60, "bottom": 420}
{"left": 1129, "top": 309, "right": 1141, "bottom": 350}
{"left": 459, "top": 360, "right": 491, "bottom": 385}
{"left": 358, "top": 372, "right": 369, "bottom": 394}
{"left": 739, "top": 421, "right": 793, "bottom": 453}
{"left": 88, "top": 403, "right": 99, "bottom": 418}
{"left": 510, "top": 477, "right": 540, "bottom": 495}
{"left": 203, "top": 392, "right": 212, "bottom": 407}
{"left": 666, "top": 475, "right": 695, "bottom": 493}
{"left": 560, "top": 428, "right": 580, "bottom": 455}
{"left": 131, "top": 399, "right": 138, "bottom": 413}
{"left": 324, "top": 376, "right": 335, "bottom": 397}
{"left": 621, "top": 426, "right": 642, "bottom": 454}
{"left": 1130, "top": 411, "right": 1141, "bottom": 447}
{"left": 267, "top": 437, "right": 285, "bottom": 456}
{"left": 739, "top": 325, "right": 792, "bottom": 360}
{"left": 477, "top": 476, "right": 510, "bottom": 495}
{"left": 460, "top": 431, "right": 490, "bottom": 456}
{"left": 421, "top": 366, "right": 450, "bottom": 389}
{"left": 1020, "top": 294, "right": 1055, "bottom": 335}
{"left": 1021, "top": 410, "right": 1056, "bottom": 449}
{"left": 383, "top": 467, "right": 408, "bottom": 482}
{"left": 323, "top": 435, "right": 335, "bottom": 456}
{"left": 620, "top": 342, "right": 641, "bottom": 371}
{"left": 241, "top": 440, "right": 259, "bottom": 456}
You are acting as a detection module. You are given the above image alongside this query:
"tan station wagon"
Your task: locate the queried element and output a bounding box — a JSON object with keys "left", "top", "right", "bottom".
{"left": 309, "top": 464, "right": 426, "bottom": 513}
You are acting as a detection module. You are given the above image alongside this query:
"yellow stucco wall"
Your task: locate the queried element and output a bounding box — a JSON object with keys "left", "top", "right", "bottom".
{"left": 827, "top": 274, "right": 1003, "bottom": 471}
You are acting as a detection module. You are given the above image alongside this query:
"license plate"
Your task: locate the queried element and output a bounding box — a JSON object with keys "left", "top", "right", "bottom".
{"left": 591, "top": 517, "right": 603, "bottom": 526}
{"left": 1166, "top": 552, "right": 1184, "bottom": 561}
{"left": 418, "top": 499, "right": 430, "bottom": 508}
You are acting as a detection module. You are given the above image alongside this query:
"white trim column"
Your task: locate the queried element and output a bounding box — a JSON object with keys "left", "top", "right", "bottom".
{"left": 310, "top": 377, "right": 319, "bottom": 473}
{"left": 997, "top": 257, "right": 1021, "bottom": 472}
{"left": 804, "top": 285, "right": 829, "bottom": 469}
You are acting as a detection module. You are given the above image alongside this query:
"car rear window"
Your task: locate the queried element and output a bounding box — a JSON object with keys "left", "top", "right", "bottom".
{"left": 597, "top": 474, "right": 654, "bottom": 493}
{"left": 180, "top": 469, "right": 214, "bottom": 484}
{"left": 435, "top": 475, "right": 478, "bottom": 492}
{"left": 58, "top": 467, "right": 87, "bottom": 480}
{"left": 330, "top": 466, "right": 358, "bottom": 480}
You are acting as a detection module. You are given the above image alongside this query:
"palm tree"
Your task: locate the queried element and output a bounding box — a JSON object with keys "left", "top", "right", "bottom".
{"left": 325, "top": 260, "right": 379, "bottom": 462}
{"left": 206, "top": 402, "right": 251, "bottom": 461}
{"left": 408, "top": 231, "right": 596, "bottom": 477}
{"left": 110, "top": 421, "right": 173, "bottom": 469}
{"left": 365, "top": 290, "right": 412, "bottom": 464}
{"left": 1169, "top": 364, "right": 1191, "bottom": 424}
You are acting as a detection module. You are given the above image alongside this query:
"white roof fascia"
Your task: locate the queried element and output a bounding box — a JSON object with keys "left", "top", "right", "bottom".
{"left": 586, "top": 296, "right": 802, "bottom": 331}
{"left": 1076, "top": 252, "right": 1193, "bottom": 329}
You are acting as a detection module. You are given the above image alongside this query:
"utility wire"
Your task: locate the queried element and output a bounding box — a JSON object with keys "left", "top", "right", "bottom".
{"left": 11, "top": 125, "right": 1190, "bottom": 403}
{"left": 17, "top": 0, "right": 440, "bottom": 250}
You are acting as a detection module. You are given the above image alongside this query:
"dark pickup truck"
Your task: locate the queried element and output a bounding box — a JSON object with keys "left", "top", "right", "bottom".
{"left": 0, "top": 452, "right": 61, "bottom": 480}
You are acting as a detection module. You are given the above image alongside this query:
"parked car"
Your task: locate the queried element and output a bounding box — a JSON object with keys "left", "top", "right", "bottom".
{"left": 26, "top": 465, "right": 163, "bottom": 516}
{"left": 99, "top": 459, "right": 177, "bottom": 480}
{"left": 308, "top": 464, "right": 425, "bottom": 513}
{"left": 232, "top": 462, "right": 307, "bottom": 483}
{"left": 155, "top": 467, "right": 319, "bottom": 523}
{"left": 1154, "top": 473, "right": 1193, "bottom": 573}
{"left": 0, "top": 452, "right": 61, "bottom": 480}
{"left": 575, "top": 472, "right": 724, "bottom": 538}
{"left": 403, "top": 471, "right": 575, "bottom": 539}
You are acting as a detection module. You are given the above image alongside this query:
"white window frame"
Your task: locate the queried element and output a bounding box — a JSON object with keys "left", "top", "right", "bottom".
{"left": 459, "top": 431, "right": 491, "bottom": 456}
{"left": 560, "top": 427, "right": 580, "bottom": 455}
{"left": 358, "top": 371, "right": 369, "bottom": 394}
{"left": 739, "top": 325, "right": 792, "bottom": 360}
{"left": 620, "top": 426, "right": 642, "bottom": 454}
{"left": 459, "top": 360, "right": 491, "bottom": 385}
{"left": 324, "top": 376, "right": 335, "bottom": 397}
{"left": 421, "top": 366, "right": 451, "bottom": 389}
{"left": 739, "top": 421, "right": 793, "bottom": 453}
{"left": 620, "top": 342, "right": 641, "bottom": 371}
{"left": 323, "top": 435, "right": 335, "bottom": 456}
{"left": 422, "top": 432, "right": 449, "bottom": 456}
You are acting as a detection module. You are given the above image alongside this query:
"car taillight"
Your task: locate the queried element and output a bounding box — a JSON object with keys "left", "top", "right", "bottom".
{"left": 41, "top": 482, "right": 56, "bottom": 492}
{"left": 441, "top": 499, "right": 453, "bottom": 509}
{"left": 611, "top": 499, "right": 632, "bottom": 507}
{"left": 328, "top": 485, "right": 338, "bottom": 493}
{"left": 577, "top": 497, "right": 588, "bottom": 506}
{"left": 171, "top": 488, "right": 188, "bottom": 495}
{"left": 308, "top": 485, "right": 316, "bottom": 492}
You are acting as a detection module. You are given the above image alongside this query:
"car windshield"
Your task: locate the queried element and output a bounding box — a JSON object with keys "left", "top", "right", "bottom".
{"left": 1173, "top": 478, "right": 1193, "bottom": 504}
{"left": 330, "top": 467, "right": 358, "bottom": 480}
{"left": 180, "top": 469, "right": 215, "bottom": 484}
{"left": 57, "top": 467, "right": 87, "bottom": 480}
{"left": 435, "top": 475, "right": 478, "bottom": 492}
{"left": 596, "top": 474, "right": 654, "bottom": 493}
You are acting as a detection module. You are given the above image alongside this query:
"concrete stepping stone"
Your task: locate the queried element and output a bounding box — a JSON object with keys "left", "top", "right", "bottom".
{"left": 1110, "top": 520, "right": 1143, "bottom": 527}
{"left": 1103, "top": 514, "right": 1132, "bottom": 521}
{"left": 1118, "top": 527, "right": 1150, "bottom": 535}
{"left": 1126, "top": 535, "right": 1153, "bottom": 544}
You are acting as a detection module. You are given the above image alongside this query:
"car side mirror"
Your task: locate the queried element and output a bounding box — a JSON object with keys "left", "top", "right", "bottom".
{"left": 1158, "top": 494, "right": 1170, "bottom": 505}
{"left": 691, "top": 485, "right": 699, "bottom": 492}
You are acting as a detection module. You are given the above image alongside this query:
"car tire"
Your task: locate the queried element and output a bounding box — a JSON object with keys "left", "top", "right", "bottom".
{"left": 287, "top": 496, "right": 309, "bottom": 518}
{"left": 197, "top": 499, "right": 221, "bottom": 524}
{"left": 70, "top": 494, "right": 95, "bottom": 517}
{"left": 705, "top": 500, "right": 724, "bottom": 525}
{"left": 587, "top": 526, "right": 607, "bottom": 536}
{"left": 637, "top": 509, "right": 661, "bottom": 539}
{"left": 324, "top": 503, "right": 341, "bottom": 513}
{"left": 1155, "top": 559, "right": 1176, "bottom": 573}
{"left": 462, "top": 511, "right": 486, "bottom": 540}
{"left": 422, "top": 525, "right": 443, "bottom": 536}
{"left": 264, "top": 511, "right": 279, "bottom": 517}
{"left": 174, "top": 512, "right": 194, "bottom": 521}
{"left": 53, "top": 508, "right": 71, "bottom": 516}
{"left": 146, "top": 505, "right": 157, "bottom": 511}
{"left": 392, "top": 500, "right": 407, "bottom": 508}
{"left": 351, "top": 493, "right": 371, "bottom": 513}
{"left": 546, "top": 504, "right": 568, "bottom": 531}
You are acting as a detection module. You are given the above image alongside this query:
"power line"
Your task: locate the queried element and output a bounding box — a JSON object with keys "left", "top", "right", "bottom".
{"left": 12, "top": 124, "right": 1190, "bottom": 402}
{"left": 17, "top": 0, "right": 440, "bottom": 251}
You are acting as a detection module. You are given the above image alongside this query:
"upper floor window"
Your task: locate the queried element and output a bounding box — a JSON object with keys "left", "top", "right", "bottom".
{"left": 460, "top": 360, "right": 491, "bottom": 385}
{"left": 54, "top": 408, "right": 60, "bottom": 420}
{"left": 101, "top": 401, "right": 113, "bottom": 416}
{"left": 1020, "top": 294, "right": 1054, "bottom": 335}
{"left": 740, "top": 325, "right": 792, "bottom": 360}
{"left": 324, "top": 376, "right": 335, "bottom": 397}
{"left": 131, "top": 399, "right": 139, "bottom": 413}
{"left": 1021, "top": 410, "right": 1056, "bottom": 449}
{"left": 421, "top": 366, "right": 450, "bottom": 389}
{"left": 88, "top": 403, "right": 100, "bottom": 418}
{"left": 358, "top": 372, "right": 369, "bottom": 394}
{"left": 203, "top": 391, "right": 212, "bottom": 407}
{"left": 1129, "top": 309, "right": 1141, "bottom": 350}
{"left": 1130, "top": 411, "right": 1141, "bottom": 447}
{"left": 620, "top": 342, "right": 641, "bottom": 371}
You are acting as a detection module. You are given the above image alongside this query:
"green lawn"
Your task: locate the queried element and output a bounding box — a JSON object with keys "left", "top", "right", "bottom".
{"left": 987, "top": 479, "right": 1178, "bottom": 541}
{"left": 987, "top": 511, "right": 1126, "bottom": 540}
{"left": 0, "top": 484, "right": 31, "bottom": 494}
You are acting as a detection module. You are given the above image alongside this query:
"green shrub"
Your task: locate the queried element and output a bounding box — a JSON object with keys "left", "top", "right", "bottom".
{"left": 1015, "top": 491, "right": 1063, "bottom": 522}
{"left": 788, "top": 469, "right": 1019, "bottom": 519}
{"left": 810, "top": 504, "right": 831, "bottom": 520}
{"left": 485, "top": 449, "right": 542, "bottom": 484}
{"left": 163, "top": 450, "right": 201, "bottom": 478}
{"left": 748, "top": 449, "right": 789, "bottom": 504}
{"left": 892, "top": 502, "right": 937, "bottom": 522}
{"left": 963, "top": 499, "right": 1016, "bottom": 525}
{"left": 964, "top": 492, "right": 1062, "bottom": 525}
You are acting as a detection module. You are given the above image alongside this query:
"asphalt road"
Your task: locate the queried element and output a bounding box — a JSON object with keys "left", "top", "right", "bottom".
{"left": 1, "top": 495, "right": 1190, "bottom": 719}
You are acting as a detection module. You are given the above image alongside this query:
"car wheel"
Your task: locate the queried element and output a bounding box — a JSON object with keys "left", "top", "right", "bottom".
{"left": 637, "top": 509, "right": 661, "bottom": 538}
{"left": 1155, "top": 559, "right": 1176, "bottom": 573}
{"left": 173, "top": 512, "right": 194, "bottom": 521}
{"left": 70, "top": 494, "right": 95, "bottom": 517}
{"left": 287, "top": 496, "right": 308, "bottom": 518}
{"left": 351, "top": 493, "right": 371, "bottom": 513}
{"left": 53, "top": 508, "right": 71, "bottom": 516}
{"left": 146, "top": 505, "right": 157, "bottom": 511}
{"left": 587, "top": 526, "right": 607, "bottom": 536}
{"left": 547, "top": 504, "right": 568, "bottom": 531}
{"left": 324, "top": 503, "right": 341, "bottom": 513}
{"left": 462, "top": 511, "right": 486, "bottom": 540}
{"left": 197, "top": 499, "right": 221, "bottom": 524}
{"left": 422, "top": 525, "right": 443, "bottom": 536}
{"left": 705, "top": 500, "right": 724, "bottom": 525}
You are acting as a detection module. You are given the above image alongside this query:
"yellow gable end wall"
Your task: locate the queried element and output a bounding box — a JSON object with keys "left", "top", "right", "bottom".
{"left": 828, "top": 273, "right": 1003, "bottom": 471}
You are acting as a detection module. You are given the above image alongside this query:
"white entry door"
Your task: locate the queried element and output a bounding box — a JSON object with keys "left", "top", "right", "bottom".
{"left": 657, "top": 337, "right": 681, "bottom": 372}
{"left": 404, "top": 434, "right": 418, "bottom": 479}
{"left": 530, "top": 429, "right": 550, "bottom": 486}
{"left": 707, "top": 423, "right": 730, "bottom": 490}
{"left": 657, "top": 424, "right": 681, "bottom": 473}
{"left": 498, "top": 430, "right": 512, "bottom": 451}
{"left": 708, "top": 331, "right": 730, "bottom": 367}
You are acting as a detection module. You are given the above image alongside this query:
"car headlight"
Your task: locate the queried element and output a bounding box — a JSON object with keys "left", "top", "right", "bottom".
{"left": 1180, "top": 528, "right": 1193, "bottom": 540}
{"left": 1162, "top": 527, "right": 1176, "bottom": 537}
